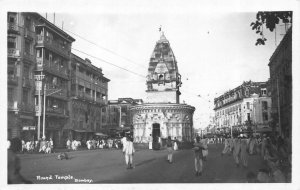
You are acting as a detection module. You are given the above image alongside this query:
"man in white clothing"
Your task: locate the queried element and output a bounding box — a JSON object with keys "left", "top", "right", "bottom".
{"left": 122, "top": 136, "right": 135, "bottom": 169}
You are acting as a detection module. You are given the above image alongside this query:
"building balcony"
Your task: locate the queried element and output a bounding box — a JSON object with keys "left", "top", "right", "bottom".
{"left": 23, "top": 51, "right": 35, "bottom": 63}
{"left": 8, "top": 48, "right": 20, "bottom": 58}
{"left": 24, "top": 28, "right": 35, "bottom": 41}
{"left": 7, "top": 23, "right": 20, "bottom": 34}
{"left": 22, "top": 77, "right": 33, "bottom": 88}
{"left": 8, "top": 101, "right": 18, "bottom": 111}
{"left": 35, "top": 85, "right": 68, "bottom": 100}
{"left": 36, "top": 57, "right": 69, "bottom": 80}
{"left": 46, "top": 106, "right": 69, "bottom": 117}
{"left": 36, "top": 35, "right": 70, "bottom": 59}
{"left": 8, "top": 75, "right": 18, "bottom": 85}
{"left": 8, "top": 101, "right": 34, "bottom": 113}
{"left": 19, "top": 102, "right": 35, "bottom": 112}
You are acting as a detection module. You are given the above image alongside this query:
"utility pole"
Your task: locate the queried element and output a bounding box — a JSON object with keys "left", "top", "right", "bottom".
{"left": 277, "top": 78, "right": 282, "bottom": 137}
{"left": 34, "top": 73, "right": 45, "bottom": 140}
{"left": 42, "top": 83, "right": 46, "bottom": 139}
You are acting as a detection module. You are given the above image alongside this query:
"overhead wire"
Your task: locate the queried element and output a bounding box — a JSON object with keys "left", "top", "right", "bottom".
{"left": 65, "top": 29, "right": 147, "bottom": 69}
{"left": 72, "top": 47, "right": 146, "bottom": 79}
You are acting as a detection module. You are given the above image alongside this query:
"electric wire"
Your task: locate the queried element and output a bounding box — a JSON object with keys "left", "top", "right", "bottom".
{"left": 65, "top": 29, "right": 147, "bottom": 69}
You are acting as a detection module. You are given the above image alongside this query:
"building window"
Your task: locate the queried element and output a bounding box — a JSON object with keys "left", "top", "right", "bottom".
{"left": 22, "top": 89, "right": 29, "bottom": 104}
{"left": 8, "top": 88, "right": 14, "bottom": 102}
{"left": 246, "top": 102, "right": 250, "bottom": 109}
{"left": 245, "top": 88, "right": 249, "bottom": 96}
{"left": 262, "top": 112, "right": 268, "bottom": 121}
{"left": 261, "top": 88, "right": 267, "bottom": 96}
{"left": 247, "top": 113, "right": 251, "bottom": 121}
{"left": 262, "top": 101, "right": 268, "bottom": 110}
{"left": 102, "top": 116, "right": 106, "bottom": 123}
{"left": 8, "top": 15, "right": 16, "bottom": 23}
{"left": 8, "top": 36, "right": 16, "bottom": 48}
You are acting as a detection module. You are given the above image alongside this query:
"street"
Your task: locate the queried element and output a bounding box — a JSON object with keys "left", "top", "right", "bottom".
{"left": 19, "top": 144, "right": 266, "bottom": 183}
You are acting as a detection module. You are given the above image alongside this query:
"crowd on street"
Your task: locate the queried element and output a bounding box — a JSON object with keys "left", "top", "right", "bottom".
{"left": 66, "top": 138, "right": 123, "bottom": 151}
{"left": 213, "top": 133, "right": 291, "bottom": 182}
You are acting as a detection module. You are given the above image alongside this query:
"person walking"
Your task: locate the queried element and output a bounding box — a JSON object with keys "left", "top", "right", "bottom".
{"left": 240, "top": 136, "right": 249, "bottom": 168}
{"left": 166, "top": 136, "right": 174, "bottom": 163}
{"left": 232, "top": 135, "right": 242, "bottom": 167}
{"left": 193, "top": 136, "right": 205, "bottom": 176}
{"left": 201, "top": 137, "right": 208, "bottom": 160}
{"left": 221, "top": 137, "right": 231, "bottom": 156}
{"left": 174, "top": 137, "right": 178, "bottom": 151}
{"left": 122, "top": 136, "right": 135, "bottom": 169}
{"left": 49, "top": 138, "right": 54, "bottom": 153}
{"left": 149, "top": 134, "right": 153, "bottom": 150}
{"left": 248, "top": 136, "right": 256, "bottom": 155}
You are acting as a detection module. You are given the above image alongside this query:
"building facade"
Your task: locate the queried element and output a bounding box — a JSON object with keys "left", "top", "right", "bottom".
{"left": 66, "top": 53, "right": 110, "bottom": 142}
{"left": 214, "top": 81, "right": 272, "bottom": 136}
{"left": 7, "top": 12, "right": 37, "bottom": 141}
{"left": 268, "top": 27, "right": 292, "bottom": 139}
{"left": 105, "top": 98, "right": 143, "bottom": 136}
{"left": 131, "top": 32, "right": 195, "bottom": 143}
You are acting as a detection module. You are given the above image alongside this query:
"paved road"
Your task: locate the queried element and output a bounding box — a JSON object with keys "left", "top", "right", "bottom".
{"left": 19, "top": 144, "right": 265, "bottom": 183}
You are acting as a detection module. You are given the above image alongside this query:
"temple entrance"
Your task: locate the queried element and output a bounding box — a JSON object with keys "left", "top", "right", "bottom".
{"left": 152, "top": 123, "right": 160, "bottom": 143}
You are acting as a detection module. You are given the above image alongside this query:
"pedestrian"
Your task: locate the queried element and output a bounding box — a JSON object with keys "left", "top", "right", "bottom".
{"left": 8, "top": 138, "right": 32, "bottom": 184}
{"left": 49, "top": 138, "right": 54, "bottom": 153}
{"left": 261, "top": 134, "right": 267, "bottom": 158}
{"left": 166, "top": 136, "right": 174, "bottom": 163}
{"left": 221, "top": 137, "right": 231, "bottom": 156}
{"left": 122, "top": 136, "right": 135, "bottom": 169}
{"left": 174, "top": 137, "right": 178, "bottom": 151}
{"left": 232, "top": 135, "right": 241, "bottom": 167}
{"left": 201, "top": 137, "right": 208, "bottom": 160}
{"left": 66, "top": 139, "right": 71, "bottom": 150}
{"left": 248, "top": 136, "right": 256, "bottom": 155}
{"left": 149, "top": 134, "right": 153, "bottom": 150}
{"left": 193, "top": 136, "right": 205, "bottom": 176}
{"left": 240, "top": 136, "right": 248, "bottom": 168}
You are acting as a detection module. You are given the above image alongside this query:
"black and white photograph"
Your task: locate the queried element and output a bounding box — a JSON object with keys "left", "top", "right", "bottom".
{"left": 1, "top": 0, "right": 300, "bottom": 189}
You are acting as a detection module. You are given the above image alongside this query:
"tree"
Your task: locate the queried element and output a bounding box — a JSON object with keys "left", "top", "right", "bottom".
{"left": 251, "top": 11, "right": 292, "bottom": 45}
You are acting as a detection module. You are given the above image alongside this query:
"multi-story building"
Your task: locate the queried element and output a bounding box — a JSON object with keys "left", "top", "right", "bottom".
{"left": 33, "top": 13, "right": 75, "bottom": 146}
{"left": 214, "top": 81, "right": 272, "bottom": 136}
{"left": 7, "top": 12, "right": 36, "bottom": 141}
{"left": 105, "top": 98, "right": 143, "bottom": 136}
{"left": 268, "top": 27, "right": 292, "bottom": 139}
{"left": 66, "top": 53, "right": 110, "bottom": 142}
{"left": 7, "top": 12, "right": 76, "bottom": 147}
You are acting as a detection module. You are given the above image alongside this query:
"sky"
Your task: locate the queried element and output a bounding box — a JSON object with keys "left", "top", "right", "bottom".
{"left": 0, "top": 0, "right": 298, "bottom": 131}
{"left": 48, "top": 11, "right": 287, "bottom": 129}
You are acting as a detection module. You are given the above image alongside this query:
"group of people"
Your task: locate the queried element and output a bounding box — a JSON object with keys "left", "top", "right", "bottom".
{"left": 66, "top": 138, "right": 123, "bottom": 151}
{"left": 17, "top": 138, "right": 54, "bottom": 154}
{"left": 220, "top": 133, "right": 291, "bottom": 182}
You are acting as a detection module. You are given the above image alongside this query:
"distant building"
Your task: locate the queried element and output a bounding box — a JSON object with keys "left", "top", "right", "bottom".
{"left": 214, "top": 81, "right": 272, "bottom": 136}
{"left": 104, "top": 98, "right": 143, "bottom": 136}
{"left": 131, "top": 32, "right": 195, "bottom": 143}
{"left": 268, "top": 27, "right": 292, "bottom": 138}
{"left": 66, "top": 53, "right": 110, "bottom": 141}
